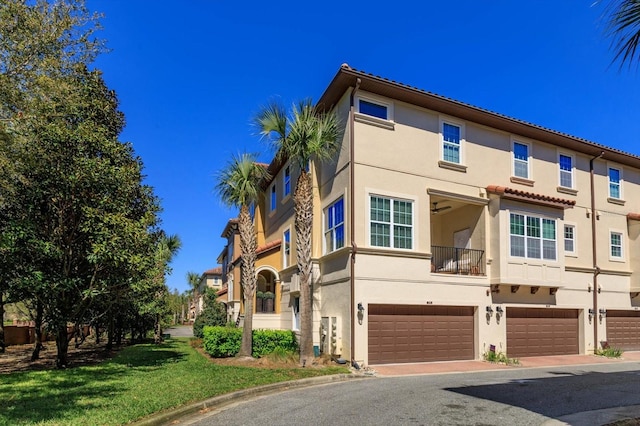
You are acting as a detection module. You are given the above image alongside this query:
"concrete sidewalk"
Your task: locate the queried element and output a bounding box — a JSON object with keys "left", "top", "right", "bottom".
{"left": 371, "top": 351, "right": 640, "bottom": 376}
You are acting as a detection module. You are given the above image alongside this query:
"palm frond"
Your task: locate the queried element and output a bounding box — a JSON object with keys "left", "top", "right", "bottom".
{"left": 604, "top": 0, "right": 640, "bottom": 69}
{"left": 215, "top": 152, "right": 270, "bottom": 208}
{"left": 254, "top": 101, "right": 287, "bottom": 154}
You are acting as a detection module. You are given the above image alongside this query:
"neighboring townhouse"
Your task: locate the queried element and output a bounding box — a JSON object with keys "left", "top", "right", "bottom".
{"left": 220, "top": 64, "right": 640, "bottom": 367}
{"left": 194, "top": 267, "right": 223, "bottom": 314}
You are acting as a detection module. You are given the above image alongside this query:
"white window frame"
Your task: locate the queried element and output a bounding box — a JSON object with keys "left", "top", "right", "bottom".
{"left": 608, "top": 165, "right": 623, "bottom": 200}
{"left": 368, "top": 193, "right": 414, "bottom": 250}
{"left": 558, "top": 152, "right": 575, "bottom": 189}
{"left": 563, "top": 223, "right": 577, "bottom": 256}
{"left": 355, "top": 93, "right": 393, "bottom": 122}
{"left": 439, "top": 116, "right": 465, "bottom": 165}
{"left": 283, "top": 166, "right": 291, "bottom": 198}
{"left": 511, "top": 139, "right": 531, "bottom": 180}
{"left": 509, "top": 212, "right": 557, "bottom": 261}
{"left": 270, "top": 184, "right": 277, "bottom": 212}
{"left": 283, "top": 228, "right": 291, "bottom": 268}
{"left": 324, "top": 197, "right": 345, "bottom": 254}
{"left": 609, "top": 230, "right": 624, "bottom": 261}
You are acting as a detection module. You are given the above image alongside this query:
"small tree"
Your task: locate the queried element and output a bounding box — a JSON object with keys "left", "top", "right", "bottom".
{"left": 192, "top": 288, "right": 227, "bottom": 338}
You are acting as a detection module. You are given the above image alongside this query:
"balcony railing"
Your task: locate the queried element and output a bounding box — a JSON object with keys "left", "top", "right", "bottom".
{"left": 431, "top": 246, "right": 485, "bottom": 276}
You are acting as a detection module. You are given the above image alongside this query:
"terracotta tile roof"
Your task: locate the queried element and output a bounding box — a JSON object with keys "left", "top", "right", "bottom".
{"left": 486, "top": 185, "right": 576, "bottom": 209}
{"left": 256, "top": 239, "right": 282, "bottom": 255}
{"left": 628, "top": 213, "right": 640, "bottom": 221}
{"left": 203, "top": 267, "right": 222, "bottom": 275}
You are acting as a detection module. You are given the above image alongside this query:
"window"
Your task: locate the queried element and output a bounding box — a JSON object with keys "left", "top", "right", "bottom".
{"left": 325, "top": 198, "right": 345, "bottom": 253}
{"left": 283, "top": 229, "right": 291, "bottom": 268}
{"left": 610, "top": 231, "right": 623, "bottom": 259}
{"left": 442, "top": 122, "right": 461, "bottom": 164}
{"left": 358, "top": 99, "right": 388, "bottom": 120}
{"left": 292, "top": 296, "right": 300, "bottom": 330}
{"left": 513, "top": 142, "right": 529, "bottom": 179}
{"left": 283, "top": 166, "right": 291, "bottom": 197}
{"left": 559, "top": 154, "right": 573, "bottom": 188}
{"left": 370, "top": 195, "right": 413, "bottom": 249}
{"left": 609, "top": 167, "right": 621, "bottom": 199}
{"left": 510, "top": 213, "right": 556, "bottom": 260}
{"left": 564, "top": 224, "right": 575, "bottom": 255}
{"left": 270, "top": 185, "right": 276, "bottom": 211}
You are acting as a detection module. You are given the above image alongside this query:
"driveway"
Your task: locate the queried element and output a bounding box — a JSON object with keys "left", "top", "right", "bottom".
{"left": 164, "top": 325, "right": 193, "bottom": 338}
{"left": 182, "top": 360, "right": 640, "bottom": 426}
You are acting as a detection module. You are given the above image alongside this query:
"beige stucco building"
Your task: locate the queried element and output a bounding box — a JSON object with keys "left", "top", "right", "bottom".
{"left": 218, "top": 64, "right": 640, "bottom": 367}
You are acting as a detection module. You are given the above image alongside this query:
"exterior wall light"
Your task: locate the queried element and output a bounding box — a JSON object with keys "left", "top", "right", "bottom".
{"left": 496, "top": 306, "right": 504, "bottom": 314}
{"left": 486, "top": 306, "right": 494, "bottom": 315}
{"left": 357, "top": 302, "right": 364, "bottom": 314}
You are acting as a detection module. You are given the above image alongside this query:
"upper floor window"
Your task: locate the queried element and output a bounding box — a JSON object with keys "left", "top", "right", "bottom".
{"left": 270, "top": 184, "right": 276, "bottom": 211}
{"left": 512, "top": 141, "right": 530, "bottom": 179}
{"left": 610, "top": 231, "right": 623, "bottom": 259}
{"left": 564, "top": 224, "right": 575, "bottom": 255}
{"left": 283, "top": 229, "right": 291, "bottom": 268}
{"left": 325, "top": 198, "right": 345, "bottom": 253}
{"left": 358, "top": 99, "right": 388, "bottom": 120}
{"left": 559, "top": 154, "right": 573, "bottom": 188}
{"left": 510, "top": 213, "right": 556, "bottom": 260}
{"left": 370, "top": 195, "right": 413, "bottom": 249}
{"left": 442, "top": 122, "right": 461, "bottom": 164}
{"left": 283, "top": 166, "right": 291, "bottom": 197}
{"left": 609, "top": 167, "right": 621, "bottom": 199}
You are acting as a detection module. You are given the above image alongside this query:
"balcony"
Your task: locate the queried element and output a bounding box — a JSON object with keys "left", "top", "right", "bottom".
{"left": 431, "top": 246, "right": 486, "bottom": 276}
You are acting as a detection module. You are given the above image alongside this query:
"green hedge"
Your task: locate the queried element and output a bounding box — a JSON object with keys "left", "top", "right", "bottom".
{"left": 202, "top": 326, "right": 298, "bottom": 358}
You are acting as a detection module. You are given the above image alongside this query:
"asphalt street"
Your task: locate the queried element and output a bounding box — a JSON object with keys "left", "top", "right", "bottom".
{"left": 180, "top": 362, "right": 640, "bottom": 426}
{"left": 164, "top": 325, "right": 194, "bottom": 338}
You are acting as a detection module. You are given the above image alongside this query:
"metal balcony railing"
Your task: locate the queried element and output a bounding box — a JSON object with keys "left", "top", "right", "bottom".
{"left": 431, "top": 246, "right": 485, "bottom": 275}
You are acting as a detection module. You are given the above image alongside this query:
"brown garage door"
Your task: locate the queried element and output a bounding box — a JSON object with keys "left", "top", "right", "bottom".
{"left": 606, "top": 310, "right": 640, "bottom": 351}
{"left": 506, "top": 308, "right": 579, "bottom": 358}
{"left": 368, "top": 304, "right": 474, "bottom": 364}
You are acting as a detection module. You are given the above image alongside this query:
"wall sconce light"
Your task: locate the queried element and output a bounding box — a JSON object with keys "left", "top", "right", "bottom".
{"left": 486, "top": 306, "right": 494, "bottom": 315}
{"left": 357, "top": 302, "right": 364, "bottom": 314}
{"left": 599, "top": 308, "right": 607, "bottom": 316}
{"left": 496, "top": 306, "right": 504, "bottom": 314}
{"left": 588, "top": 308, "right": 595, "bottom": 320}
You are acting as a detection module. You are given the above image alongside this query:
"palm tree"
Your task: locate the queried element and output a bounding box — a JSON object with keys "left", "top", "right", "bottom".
{"left": 604, "top": 0, "right": 640, "bottom": 68}
{"left": 186, "top": 271, "right": 201, "bottom": 319}
{"left": 216, "top": 153, "right": 269, "bottom": 358}
{"left": 153, "top": 234, "right": 181, "bottom": 343}
{"left": 255, "top": 99, "right": 341, "bottom": 364}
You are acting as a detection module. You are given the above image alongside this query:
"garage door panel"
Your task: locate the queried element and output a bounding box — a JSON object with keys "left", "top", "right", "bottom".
{"left": 506, "top": 308, "right": 579, "bottom": 358}
{"left": 606, "top": 310, "right": 640, "bottom": 351}
{"left": 368, "top": 304, "right": 474, "bottom": 364}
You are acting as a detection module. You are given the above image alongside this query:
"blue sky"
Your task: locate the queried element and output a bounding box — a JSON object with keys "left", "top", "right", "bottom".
{"left": 86, "top": 1, "right": 640, "bottom": 293}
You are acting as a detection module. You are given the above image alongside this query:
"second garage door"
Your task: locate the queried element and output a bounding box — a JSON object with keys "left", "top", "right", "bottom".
{"left": 368, "top": 304, "right": 474, "bottom": 364}
{"left": 506, "top": 308, "right": 579, "bottom": 358}
{"left": 606, "top": 310, "right": 640, "bottom": 351}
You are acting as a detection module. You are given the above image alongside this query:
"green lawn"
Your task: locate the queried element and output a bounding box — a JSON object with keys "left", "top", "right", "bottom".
{"left": 0, "top": 338, "right": 349, "bottom": 425}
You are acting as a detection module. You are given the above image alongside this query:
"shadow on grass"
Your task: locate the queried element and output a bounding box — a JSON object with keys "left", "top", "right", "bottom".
{"left": 0, "top": 340, "right": 187, "bottom": 425}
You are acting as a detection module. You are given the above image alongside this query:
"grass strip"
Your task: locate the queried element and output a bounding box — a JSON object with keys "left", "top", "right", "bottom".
{"left": 0, "top": 338, "right": 348, "bottom": 425}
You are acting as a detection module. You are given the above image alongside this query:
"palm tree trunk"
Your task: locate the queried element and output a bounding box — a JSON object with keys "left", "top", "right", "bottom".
{"left": 294, "top": 171, "right": 314, "bottom": 364}
{"left": 237, "top": 204, "right": 257, "bottom": 358}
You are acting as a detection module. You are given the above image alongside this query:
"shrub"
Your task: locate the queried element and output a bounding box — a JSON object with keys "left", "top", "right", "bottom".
{"left": 193, "top": 288, "right": 227, "bottom": 338}
{"left": 202, "top": 326, "right": 242, "bottom": 357}
{"left": 202, "top": 327, "right": 299, "bottom": 358}
{"left": 251, "top": 329, "right": 298, "bottom": 357}
{"left": 483, "top": 350, "right": 519, "bottom": 365}
{"left": 596, "top": 346, "right": 623, "bottom": 358}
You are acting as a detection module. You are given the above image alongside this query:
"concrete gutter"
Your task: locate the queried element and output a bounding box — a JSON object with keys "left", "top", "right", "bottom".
{"left": 131, "top": 373, "right": 369, "bottom": 426}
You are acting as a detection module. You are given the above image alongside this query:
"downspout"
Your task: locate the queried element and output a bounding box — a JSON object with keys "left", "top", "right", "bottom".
{"left": 590, "top": 151, "right": 604, "bottom": 352}
{"left": 350, "top": 78, "right": 361, "bottom": 368}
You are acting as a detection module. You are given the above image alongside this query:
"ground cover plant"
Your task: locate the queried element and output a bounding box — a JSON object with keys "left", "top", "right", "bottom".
{"left": 0, "top": 338, "right": 348, "bottom": 425}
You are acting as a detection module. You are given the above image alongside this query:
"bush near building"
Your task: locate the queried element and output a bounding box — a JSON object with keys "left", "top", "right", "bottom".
{"left": 202, "top": 326, "right": 298, "bottom": 358}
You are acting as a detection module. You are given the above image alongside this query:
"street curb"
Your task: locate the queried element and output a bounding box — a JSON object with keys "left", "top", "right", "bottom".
{"left": 131, "top": 373, "right": 370, "bottom": 426}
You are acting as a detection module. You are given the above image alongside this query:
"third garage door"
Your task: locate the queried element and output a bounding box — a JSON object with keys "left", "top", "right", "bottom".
{"left": 368, "top": 304, "right": 474, "bottom": 364}
{"left": 606, "top": 310, "right": 640, "bottom": 351}
{"left": 506, "top": 308, "right": 579, "bottom": 358}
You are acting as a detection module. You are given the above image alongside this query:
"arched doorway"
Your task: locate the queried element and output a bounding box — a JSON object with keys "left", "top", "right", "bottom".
{"left": 256, "top": 268, "right": 279, "bottom": 314}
